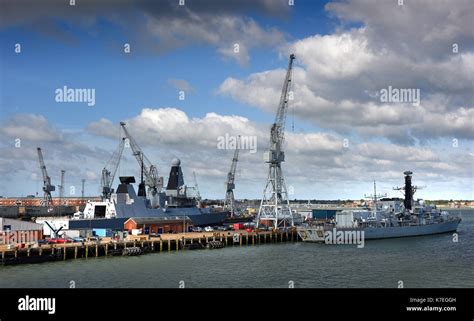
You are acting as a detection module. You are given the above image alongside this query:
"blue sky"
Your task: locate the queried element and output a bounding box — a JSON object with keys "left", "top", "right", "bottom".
{"left": 1, "top": 1, "right": 329, "bottom": 127}
{"left": 0, "top": 0, "right": 472, "bottom": 200}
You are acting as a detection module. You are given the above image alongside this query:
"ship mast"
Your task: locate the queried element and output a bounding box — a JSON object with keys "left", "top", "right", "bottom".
{"left": 393, "top": 171, "right": 423, "bottom": 213}
{"left": 364, "top": 181, "right": 386, "bottom": 220}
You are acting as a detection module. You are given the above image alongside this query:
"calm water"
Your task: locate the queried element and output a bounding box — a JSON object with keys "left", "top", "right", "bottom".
{"left": 0, "top": 210, "right": 473, "bottom": 288}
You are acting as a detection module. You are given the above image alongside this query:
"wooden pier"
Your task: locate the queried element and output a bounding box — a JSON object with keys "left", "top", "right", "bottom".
{"left": 0, "top": 230, "right": 299, "bottom": 265}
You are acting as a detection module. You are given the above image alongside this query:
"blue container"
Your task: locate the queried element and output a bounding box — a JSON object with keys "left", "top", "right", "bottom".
{"left": 312, "top": 209, "right": 337, "bottom": 219}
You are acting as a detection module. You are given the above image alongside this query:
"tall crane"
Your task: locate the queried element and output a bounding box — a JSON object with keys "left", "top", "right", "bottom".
{"left": 224, "top": 137, "right": 240, "bottom": 217}
{"left": 36, "top": 147, "right": 55, "bottom": 210}
{"left": 120, "top": 122, "right": 161, "bottom": 206}
{"left": 101, "top": 137, "right": 126, "bottom": 200}
{"left": 193, "top": 171, "right": 201, "bottom": 201}
{"left": 256, "top": 54, "right": 295, "bottom": 229}
{"left": 58, "top": 170, "right": 65, "bottom": 204}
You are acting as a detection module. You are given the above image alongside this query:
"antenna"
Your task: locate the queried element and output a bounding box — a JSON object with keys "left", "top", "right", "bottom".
{"left": 364, "top": 180, "right": 386, "bottom": 218}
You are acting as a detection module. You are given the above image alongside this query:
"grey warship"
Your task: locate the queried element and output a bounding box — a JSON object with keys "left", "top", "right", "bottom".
{"left": 297, "top": 171, "right": 462, "bottom": 242}
{"left": 75, "top": 158, "right": 228, "bottom": 227}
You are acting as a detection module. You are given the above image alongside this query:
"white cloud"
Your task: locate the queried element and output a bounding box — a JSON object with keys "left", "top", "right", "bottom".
{"left": 87, "top": 107, "right": 472, "bottom": 199}
{"left": 218, "top": 1, "right": 474, "bottom": 144}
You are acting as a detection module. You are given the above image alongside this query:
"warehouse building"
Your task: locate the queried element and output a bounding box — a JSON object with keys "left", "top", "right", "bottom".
{"left": 0, "top": 218, "right": 43, "bottom": 245}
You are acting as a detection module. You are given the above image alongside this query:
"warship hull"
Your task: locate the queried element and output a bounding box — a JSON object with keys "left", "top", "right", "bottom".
{"left": 297, "top": 218, "right": 461, "bottom": 242}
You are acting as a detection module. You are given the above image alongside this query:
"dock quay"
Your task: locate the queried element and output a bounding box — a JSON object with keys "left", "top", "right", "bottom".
{"left": 0, "top": 229, "right": 299, "bottom": 266}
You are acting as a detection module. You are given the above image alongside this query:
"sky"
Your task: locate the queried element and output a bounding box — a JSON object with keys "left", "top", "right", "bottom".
{"left": 0, "top": 0, "right": 473, "bottom": 200}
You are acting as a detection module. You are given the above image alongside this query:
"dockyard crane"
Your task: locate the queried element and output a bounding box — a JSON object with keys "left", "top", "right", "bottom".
{"left": 256, "top": 54, "right": 296, "bottom": 229}
{"left": 58, "top": 170, "right": 65, "bottom": 204}
{"left": 224, "top": 138, "right": 240, "bottom": 217}
{"left": 36, "top": 147, "right": 55, "bottom": 210}
{"left": 120, "top": 122, "right": 161, "bottom": 206}
{"left": 101, "top": 137, "right": 126, "bottom": 200}
{"left": 193, "top": 171, "right": 201, "bottom": 201}
{"left": 81, "top": 179, "right": 85, "bottom": 200}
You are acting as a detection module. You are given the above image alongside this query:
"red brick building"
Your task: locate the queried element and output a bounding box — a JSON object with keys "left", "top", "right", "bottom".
{"left": 124, "top": 217, "right": 192, "bottom": 234}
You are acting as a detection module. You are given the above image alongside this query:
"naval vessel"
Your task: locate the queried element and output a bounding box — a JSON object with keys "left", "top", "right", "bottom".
{"left": 73, "top": 158, "right": 228, "bottom": 227}
{"left": 297, "top": 171, "right": 462, "bottom": 242}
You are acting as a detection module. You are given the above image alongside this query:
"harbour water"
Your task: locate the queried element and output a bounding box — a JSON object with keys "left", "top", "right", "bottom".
{"left": 0, "top": 210, "right": 472, "bottom": 288}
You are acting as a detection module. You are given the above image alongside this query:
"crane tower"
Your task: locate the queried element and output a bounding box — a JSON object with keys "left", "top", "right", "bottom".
{"left": 120, "top": 122, "right": 162, "bottom": 207}
{"left": 224, "top": 136, "right": 240, "bottom": 217}
{"left": 256, "top": 54, "right": 295, "bottom": 229}
{"left": 101, "top": 137, "right": 126, "bottom": 200}
{"left": 36, "top": 147, "right": 55, "bottom": 210}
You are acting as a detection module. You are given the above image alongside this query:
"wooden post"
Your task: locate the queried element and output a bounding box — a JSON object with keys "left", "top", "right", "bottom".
{"left": 14, "top": 250, "right": 17, "bottom": 258}
{"left": 160, "top": 240, "right": 163, "bottom": 252}
{"left": 27, "top": 248, "right": 30, "bottom": 257}
{"left": 51, "top": 247, "right": 55, "bottom": 255}
{"left": 239, "top": 234, "right": 242, "bottom": 246}
{"left": 39, "top": 247, "right": 42, "bottom": 256}
{"left": 105, "top": 244, "right": 108, "bottom": 256}
{"left": 95, "top": 244, "right": 98, "bottom": 257}
{"left": 176, "top": 239, "right": 179, "bottom": 252}
{"left": 63, "top": 247, "right": 66, "bottom": 260}
{"left": 141, "top": 241, "right": 144, "bottom": 248}
{"left": 225, "top": 236, "right": 228, "bottom": 246}
{"left": 85, "top": 245, "right": 89, "bottom": 258}
{"left": 270, "top": 232, "right": 273, "bottom": 242}
{"left": 264, "top": 233, "right": 267, "bottom": 243}
{"left": 168, "top": 240, "right": 171, "bottom": 252}
{"left": 246, "top": 234, "right": 248, "bottom": 245}
{"left": 74, "top": 246, "right": 78, "bottom": 259}
{"left": 151, "top": 242, "right": 155, "bottom": 251}
{"left": 252, "top": 234, "right": 255, "bottom": 245}
{"left": 1, "top": 251, "right": 4, "bottom": 260}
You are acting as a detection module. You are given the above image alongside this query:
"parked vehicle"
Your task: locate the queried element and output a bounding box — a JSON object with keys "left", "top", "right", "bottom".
{"left": 48, "top": 238, "right": 72, "bottom": 244}
{"left": 191, "top": 227, "right": 203, "bottom": 232}
{"left": 72, "top": 237, "right": 85, "bottom": 243}
{"left": 204, "top": 226, "right": 214, "bottom": 232}
{"left": 37, "top": 239, "right": 49, "bottom": 245}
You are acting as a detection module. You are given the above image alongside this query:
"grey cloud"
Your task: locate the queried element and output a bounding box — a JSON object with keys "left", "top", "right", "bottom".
{"left": 0, "top": 0, "right": 288, "bottom": 65}
{"left": 326, "top": 0, "right": 474, "bottom": 62}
